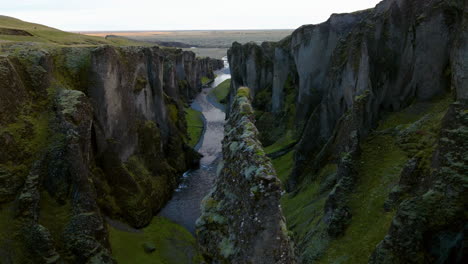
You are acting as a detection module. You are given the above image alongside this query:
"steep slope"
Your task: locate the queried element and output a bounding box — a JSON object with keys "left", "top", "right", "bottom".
{"left": 0, "top": 26, "right": 223, "bottom": 262}
{"left": 227, "top": 0, "right": 467, "bottom": 263}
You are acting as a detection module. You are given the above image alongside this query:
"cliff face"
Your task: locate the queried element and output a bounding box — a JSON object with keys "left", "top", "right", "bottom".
{"left": 196, "top": 87, "right": 295, "bottom": 263}
{"left": 0, "top": 43, "right": 222, "bottom": 263}
{"left": 228, "top": 0, "right": 467, "bottom": 263}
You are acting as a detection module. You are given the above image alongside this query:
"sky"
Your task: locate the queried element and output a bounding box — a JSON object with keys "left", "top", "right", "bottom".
{"left": 1, "top": 0, "right": 382, "bottom": 31}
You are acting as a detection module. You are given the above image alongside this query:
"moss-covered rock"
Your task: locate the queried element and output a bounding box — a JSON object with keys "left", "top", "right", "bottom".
{"left": 197, "top": 87, "right": 295, "bottom": 264}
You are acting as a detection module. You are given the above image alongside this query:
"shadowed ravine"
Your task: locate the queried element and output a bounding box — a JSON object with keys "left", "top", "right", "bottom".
{"left": 158, "top": 61, "right": 230, "bottom": 233}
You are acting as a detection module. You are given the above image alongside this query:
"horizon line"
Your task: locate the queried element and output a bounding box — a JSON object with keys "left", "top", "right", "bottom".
{"left": 71, "top": 29, "right": 296, "bottom": 33}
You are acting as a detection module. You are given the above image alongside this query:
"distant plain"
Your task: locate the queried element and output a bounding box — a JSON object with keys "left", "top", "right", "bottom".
{"left": 80, "top": 30, "right": 294, "bottom": 59}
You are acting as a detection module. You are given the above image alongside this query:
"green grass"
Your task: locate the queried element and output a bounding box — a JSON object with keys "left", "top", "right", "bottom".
{"left": 264, "top": 130, "right": 296, "bottom": 155}
{"left": 270, "top": 94, "right": 453, "bottom": 262}
{"left": 317, "top": 134, "right": 406, "bottom": 264}
{"left": 0, "top": 15, "right": 150, "bottom": 47}
{"left": 209, "top": 79, "right": 230, "bottom": 103}
{"left": 185, "top": 108, "right": 204, "bottom": 148}
{"left": 271, "top": 150, "right": 295, "bottom": 183}
{"left": 109, "top": 216, "right": 203, "bottom": 264}
{"left": 316, "top": 95, "right": 453, "bottom": 263}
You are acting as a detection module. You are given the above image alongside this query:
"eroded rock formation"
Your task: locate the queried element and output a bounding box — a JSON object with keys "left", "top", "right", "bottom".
{"left": 0, "top": 44, "right": 222, "bottom": 263}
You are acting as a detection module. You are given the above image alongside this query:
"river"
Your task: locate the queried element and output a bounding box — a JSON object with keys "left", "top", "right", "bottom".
{"left": 158, "top": 57, "right": 230, "bottom": 233}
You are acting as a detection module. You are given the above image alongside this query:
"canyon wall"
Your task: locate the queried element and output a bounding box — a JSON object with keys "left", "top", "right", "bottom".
{"left": 196, "top": 87, "right": 295, "bottom": 263}
{"left": 228, "top": 0, "right": 467, "bottom": 263}
{"left": 0, "top": 43, "right": 222, "bottom": 263}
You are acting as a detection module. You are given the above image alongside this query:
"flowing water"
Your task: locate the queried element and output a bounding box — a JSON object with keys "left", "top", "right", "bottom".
{"left": 158, "top": 58, "right": 230, "bottom": 233}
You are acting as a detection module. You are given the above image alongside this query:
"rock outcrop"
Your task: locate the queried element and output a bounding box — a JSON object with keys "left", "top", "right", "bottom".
{"left": 0, "top": 43, "right": 222, "bottom": 263}
{"left": 196, "top": 87, "right": 295, "bottom": 263}
{"left": 227, "top": 0, "right": 467, "bottom": 263}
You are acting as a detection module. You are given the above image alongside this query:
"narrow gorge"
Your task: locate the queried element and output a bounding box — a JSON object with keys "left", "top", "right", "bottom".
{"left": 0, "top": 0, "right": 467, "bottom": 263}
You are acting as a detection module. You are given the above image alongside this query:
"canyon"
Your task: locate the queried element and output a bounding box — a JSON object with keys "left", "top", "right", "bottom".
{"left": 0, "top": 0, "right": 467, "bottom": 263}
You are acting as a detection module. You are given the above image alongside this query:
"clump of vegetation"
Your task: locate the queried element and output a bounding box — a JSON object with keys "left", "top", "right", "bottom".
{"left": 134, "top": 76, "right": 148, "bottom": 93}
{"left": 237, "top": 87, "right": 250, "bottom": 98}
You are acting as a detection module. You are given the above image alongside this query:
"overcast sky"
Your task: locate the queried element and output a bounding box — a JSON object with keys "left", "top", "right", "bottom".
{"left": 1, "top": 0, "right": 382, "bottom": 31}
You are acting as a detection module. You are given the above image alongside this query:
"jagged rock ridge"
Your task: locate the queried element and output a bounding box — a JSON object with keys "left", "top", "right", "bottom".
{"left": 196, "top": 87, "right": 295, "bottom": 264}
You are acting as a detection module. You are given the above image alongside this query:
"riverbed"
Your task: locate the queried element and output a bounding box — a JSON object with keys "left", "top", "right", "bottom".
{"left": 158, "top": 60, "right": 230, "bottom": 233}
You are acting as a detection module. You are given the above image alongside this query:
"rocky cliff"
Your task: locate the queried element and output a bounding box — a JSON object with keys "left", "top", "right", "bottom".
{"left": 228, "top": 0, "right": 467, "bottom": 263}
{"left": 0, "top": 43, "right": 222, "bottom": 263}
{"left": 196, "top": 87, "right": 295, "bottom": 263}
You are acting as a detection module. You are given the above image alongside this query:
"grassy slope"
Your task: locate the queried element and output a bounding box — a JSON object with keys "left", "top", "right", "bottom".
{"left": 264, "top": 130, "right": 296, "bottom": 155}
{"left": 209, "top": 78, "right": 230, "bottom": 103}
{"left": 271, "top": 95, "right": 453, "bottom": 263}
{"left": 185, "top": 108, "right": 204, "bottom": 148}
{"left": 0, "top": 15, "right": 150, "bottom": 46}
{"left": 109, "top": 217, "right": 203, "bottom": 263}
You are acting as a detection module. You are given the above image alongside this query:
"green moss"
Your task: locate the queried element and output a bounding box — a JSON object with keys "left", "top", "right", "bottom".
{"left": 109, "top": 216, "right": 204, "bottom": 264}
{"left": 209, "top": 79, "right": 231, "bottom": 104}
{"left": 185, "top": 107, "right": 204, "bottom": 148}
{"left": 167, "top": 104, "right": 179, "bottom": 124}
{"left": 134, "top": 76, "right": 147, "bottom": 93}
{"left": 237, "top": 87, "right": 250, "bottom": 98}
{"left": 51, "top": 48, "right": 93, "bottom": 92}
{"left": 0, "top": 107, "right": 51, "bottom": 172}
